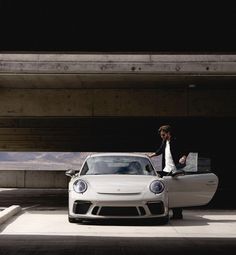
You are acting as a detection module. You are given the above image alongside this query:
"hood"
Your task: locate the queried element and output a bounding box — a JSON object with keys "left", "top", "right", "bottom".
{"left": 78, "top": 175, "right": 159, "bottom": 194}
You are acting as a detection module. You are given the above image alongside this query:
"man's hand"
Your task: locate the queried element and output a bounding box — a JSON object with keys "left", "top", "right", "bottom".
{"left": 179, "top": 155, "right": 187, "bottom": 164}
{"left": 148, "top": 153, "right": 156, "bottom": 158}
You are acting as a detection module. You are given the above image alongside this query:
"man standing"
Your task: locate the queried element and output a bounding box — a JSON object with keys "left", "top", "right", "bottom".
{"left": 149, "top": 124, "right": 189, "bottom": 219}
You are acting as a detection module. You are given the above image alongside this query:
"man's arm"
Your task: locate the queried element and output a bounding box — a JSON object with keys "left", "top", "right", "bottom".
{"left": 148, "top": 141, "right": 165, "bottom": 158}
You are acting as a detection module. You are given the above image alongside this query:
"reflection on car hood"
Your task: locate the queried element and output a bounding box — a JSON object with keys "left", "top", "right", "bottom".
{"left": 77, "top": 175, "right": 159, "bottom": 194}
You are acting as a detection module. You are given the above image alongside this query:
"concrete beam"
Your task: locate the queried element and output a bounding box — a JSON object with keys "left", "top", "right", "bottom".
{"left": 1, "top": 54, "right": 236, "bottom": 75}
{"left": 1, "top": 54, "right": 236, "bottom": 90}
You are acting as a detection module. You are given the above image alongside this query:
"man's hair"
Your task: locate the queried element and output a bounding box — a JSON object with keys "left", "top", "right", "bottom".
{"left": 158, "top": 125, "right": 172, "bottom": 134}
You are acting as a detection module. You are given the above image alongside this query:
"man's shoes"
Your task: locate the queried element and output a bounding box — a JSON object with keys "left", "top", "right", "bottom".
{"left": 171, "top": 208, "right": 183, "bottom": 219}
{"left": 170, "top": 214, "right": 183, "bottom": 220}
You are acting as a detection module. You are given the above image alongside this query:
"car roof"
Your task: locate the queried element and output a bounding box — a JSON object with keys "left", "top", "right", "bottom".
{"left": 86, "top": 152, "right": 149, "bottom": 159}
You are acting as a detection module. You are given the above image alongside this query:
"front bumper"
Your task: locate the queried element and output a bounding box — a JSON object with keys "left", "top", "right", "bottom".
{"left": 68, "top": 194, "right": 168, "bottom": 220}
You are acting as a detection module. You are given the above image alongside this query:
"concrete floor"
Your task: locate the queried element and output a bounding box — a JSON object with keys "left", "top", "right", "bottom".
{"left": 1, "top": 189, "right": 236, "bottom": 254}
{"left": 1, "top": 210, "right": 236, "bottom": 255}
{"left": 1, "top": 209, "right": 236, "bottom": 238}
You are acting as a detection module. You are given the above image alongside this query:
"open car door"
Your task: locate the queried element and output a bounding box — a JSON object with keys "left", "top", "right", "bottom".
{"left": 163, "top": 172, "right": 218, "bottom": 208}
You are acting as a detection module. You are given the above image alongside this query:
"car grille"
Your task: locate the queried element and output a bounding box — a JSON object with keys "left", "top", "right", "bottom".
{"left": 97, "top": 206, "right": 140, "bottom": 216}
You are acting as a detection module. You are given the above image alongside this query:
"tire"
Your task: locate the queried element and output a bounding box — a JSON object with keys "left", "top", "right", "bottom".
{"left": 68, "top": 216, "right": 77, "bottom": 223}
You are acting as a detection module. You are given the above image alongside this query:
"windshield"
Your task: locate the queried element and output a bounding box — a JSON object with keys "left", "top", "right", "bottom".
{"left": 80, "top": 156, "right": 156, "bottom": 176}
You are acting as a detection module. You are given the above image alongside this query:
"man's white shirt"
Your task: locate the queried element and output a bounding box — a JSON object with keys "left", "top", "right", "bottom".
{"left": 163, "top": 140, "right": 176, "bottom": 173}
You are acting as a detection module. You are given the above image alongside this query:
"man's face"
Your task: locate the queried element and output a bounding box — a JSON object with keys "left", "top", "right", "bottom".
{"left": 160, "top": 131, "right": 170, "bottom": 141}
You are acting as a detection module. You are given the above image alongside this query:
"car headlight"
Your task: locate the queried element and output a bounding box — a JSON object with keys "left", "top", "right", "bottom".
{"left": 149, "top": 180, "right": 165, "bottom": 194}
{"left": 73, "top": 179, "right": 88, "bottom": 193}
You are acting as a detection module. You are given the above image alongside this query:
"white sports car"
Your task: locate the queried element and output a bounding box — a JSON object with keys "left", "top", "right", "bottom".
{"left": 66, "top": 153, "right": 218, "bottom": 224}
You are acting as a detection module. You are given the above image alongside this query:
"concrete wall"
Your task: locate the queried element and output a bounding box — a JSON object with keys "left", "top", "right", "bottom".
{"left": 0, "top": 88, "right": 236, "bottom": 117}
{"left": 0, "top": 170, "right": 68, "bottom": 188}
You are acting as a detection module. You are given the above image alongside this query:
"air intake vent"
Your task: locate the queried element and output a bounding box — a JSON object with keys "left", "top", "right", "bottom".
{"left": 73, "top": 201, "right": 91, "bottom": 214}
{"left": 147, "top": 202, "right": 164, "bottom": 215}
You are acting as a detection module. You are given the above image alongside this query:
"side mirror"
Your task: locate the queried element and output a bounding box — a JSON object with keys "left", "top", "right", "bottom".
{"left": 171, "top": 169, "right": 185, "bottom": 178}
{"left": 65, "top": 169, "right": 77, "bottom": 177}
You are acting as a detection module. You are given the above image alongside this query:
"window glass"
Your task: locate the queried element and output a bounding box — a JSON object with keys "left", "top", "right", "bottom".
{"left": 81, "top": 156, "right": 155, "bottom": 176}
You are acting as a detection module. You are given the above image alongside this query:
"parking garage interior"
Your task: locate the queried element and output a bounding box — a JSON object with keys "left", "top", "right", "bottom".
{"left": 1, "top": 4, "right": 236, "bottom": 254}
{"left": 0, "top": 53, "right": 236, "bottom": 210}
{"left": 0, "top": 54, "right": 236, "bottom": 208}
